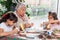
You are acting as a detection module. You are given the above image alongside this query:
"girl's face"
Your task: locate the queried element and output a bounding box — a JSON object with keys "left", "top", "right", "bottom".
{"left": 48, "top": 15, "right": 54, "bottom": 21}
{"left": 6, "top": 19, "right": 15, "bottom": 26}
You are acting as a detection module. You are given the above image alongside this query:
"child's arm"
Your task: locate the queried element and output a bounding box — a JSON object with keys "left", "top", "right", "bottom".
{"left": 42, "top": 20, "right": 59, "bottom": 26}
{"left": 0, "top": 28, "right": 19, "bottom": 37}
{"left": 0, "top": 28, "right": 13, "bottom": 36}
{"left": 49, "top": 20, "right": 59, "bottom": 24}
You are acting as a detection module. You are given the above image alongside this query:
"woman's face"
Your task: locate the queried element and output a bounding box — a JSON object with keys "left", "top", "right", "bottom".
{"left": 16, "top": 6, "right": 26, "bottom": 17}
{"left": 48, "top": 15, "right": 54, "bottom": 21}
{"left": 6, "top": 19, "right": 15, "bottom": 26}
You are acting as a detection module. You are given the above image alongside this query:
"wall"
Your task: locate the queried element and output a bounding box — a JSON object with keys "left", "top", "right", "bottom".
{"left": 58, "top": 0, "right": 60, "bottom": 20}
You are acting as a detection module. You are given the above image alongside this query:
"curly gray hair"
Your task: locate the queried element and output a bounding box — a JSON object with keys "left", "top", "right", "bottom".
{"left": 15, "top": 3, "right": 26, "bottom": 11}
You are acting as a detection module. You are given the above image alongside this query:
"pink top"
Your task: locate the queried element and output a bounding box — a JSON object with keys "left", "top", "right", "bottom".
{"left": 50, "top": 24, "right": 60, "bottom": 30}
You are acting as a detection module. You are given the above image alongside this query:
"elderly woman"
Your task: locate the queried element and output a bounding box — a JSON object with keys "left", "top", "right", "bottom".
{"left": 14, "top": 3, "right": 33, "bottom": 31}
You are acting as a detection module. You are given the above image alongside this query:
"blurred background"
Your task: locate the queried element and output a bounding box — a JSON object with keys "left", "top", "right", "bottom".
{"left": 0, "top": 0, "right": 60, "bottom": 20}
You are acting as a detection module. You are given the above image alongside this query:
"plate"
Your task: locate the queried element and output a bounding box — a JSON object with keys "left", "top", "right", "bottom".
{"left": 26, "top": 33, "right": 40, "bottom": 38}
{"left": 17, "top": 36, "right": 26, "bottom": 39}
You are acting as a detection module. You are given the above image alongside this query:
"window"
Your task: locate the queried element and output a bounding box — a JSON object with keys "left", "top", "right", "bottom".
{"left": 25, "top": 0, "right": 58, "bottom": 17}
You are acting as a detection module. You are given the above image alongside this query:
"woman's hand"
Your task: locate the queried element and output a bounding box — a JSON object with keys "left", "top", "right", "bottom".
{"left": 25, "top": 23, "right": 34, "bottom": 28}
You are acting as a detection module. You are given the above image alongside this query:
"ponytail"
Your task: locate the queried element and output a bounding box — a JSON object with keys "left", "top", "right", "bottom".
{"left": 0, "top": 14, "right": 7, "bottom": 23}
{"left": 0, "top": 12, "right": 18, "bottom": 23}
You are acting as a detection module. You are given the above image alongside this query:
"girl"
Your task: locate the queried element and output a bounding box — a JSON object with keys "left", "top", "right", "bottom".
{"left": 0, "top": 12, "right": 19, "bottom": 37}
{"left": 45, "top": 12, "right": 59, "bottom": 25}
{"left": 46, "top": 12, "right": 59, "bottom": 29}
{"left": 41, "top": 12, "right": 59, "bottom": 30}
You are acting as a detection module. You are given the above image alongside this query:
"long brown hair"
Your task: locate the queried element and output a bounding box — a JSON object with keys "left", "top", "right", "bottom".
{"left": 48, "top": 12, "right": 58, "bottom": 20}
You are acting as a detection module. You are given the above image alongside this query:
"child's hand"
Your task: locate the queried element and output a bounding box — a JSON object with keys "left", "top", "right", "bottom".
{"left": 11, "top": 29, "right": 19, "bottom": 34}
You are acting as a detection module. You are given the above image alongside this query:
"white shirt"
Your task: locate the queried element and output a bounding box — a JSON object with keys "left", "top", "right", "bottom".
{"left": 0, "top": 22, "right": 13, "bottom": 32}
{"left": 14, "top": 11, "right": 28, "bottom": 27}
